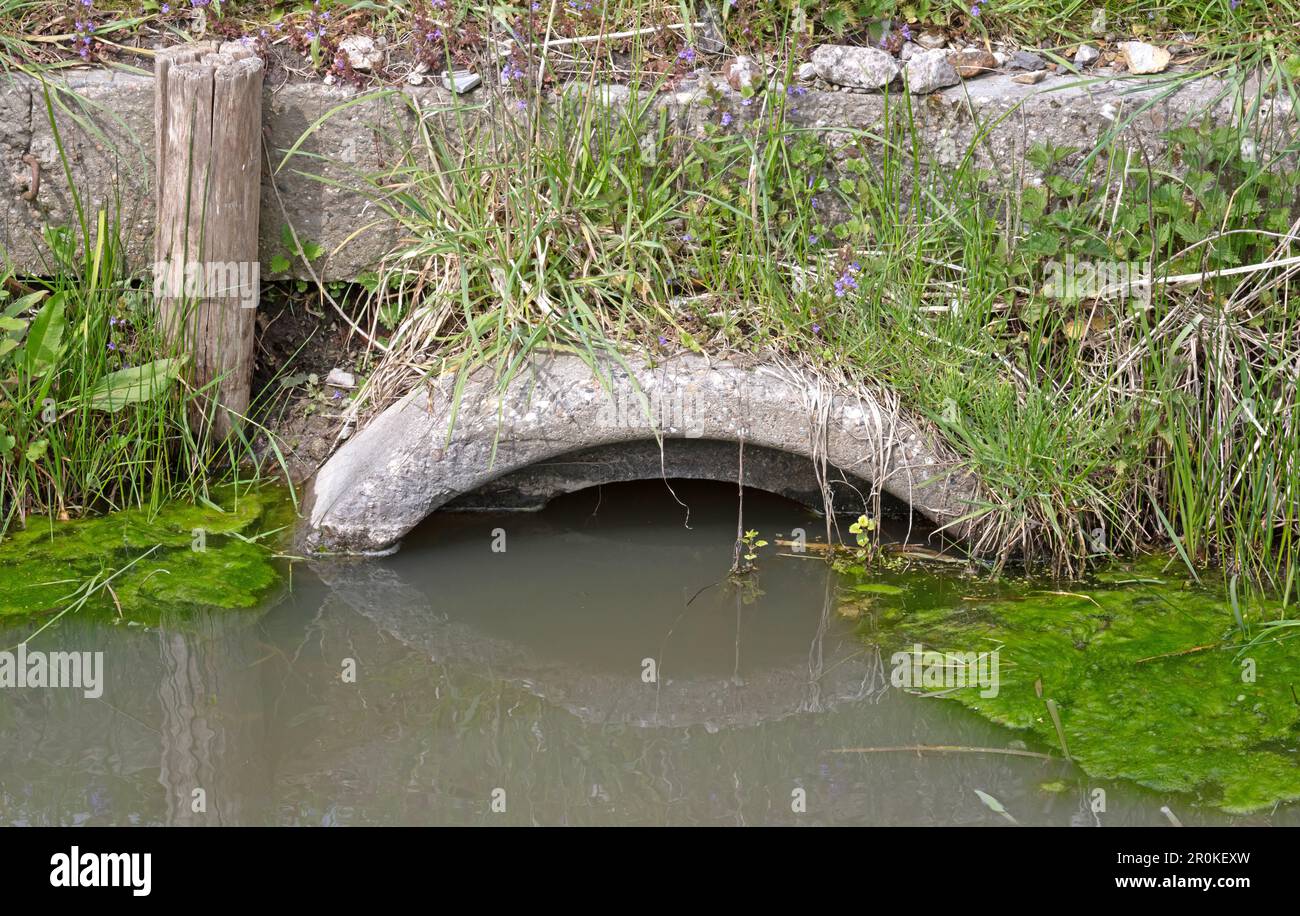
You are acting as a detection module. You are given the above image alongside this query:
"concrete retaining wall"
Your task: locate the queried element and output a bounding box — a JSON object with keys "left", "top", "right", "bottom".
{"left": 1, "top": 66, "right": 1291, "bottom": 279}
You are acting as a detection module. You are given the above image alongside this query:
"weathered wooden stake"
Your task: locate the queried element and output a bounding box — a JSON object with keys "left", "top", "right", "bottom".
{"left": 154, "top": 42, "right": 263, "bottom": 440}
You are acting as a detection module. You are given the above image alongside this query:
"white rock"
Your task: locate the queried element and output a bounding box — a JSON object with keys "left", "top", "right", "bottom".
{"left": 905, "top": 49, "right": 960, "bottom": 95}
{"left": 407, "top": 72, "right": 425, "bottom": 86}
{"left": 1118, "top": 41, "right": 1171, "bottom": 75}
{"left": 916, "top": 30, "right": 947, "bottom": 50}
{"left": 339, "top": 35, "right": 385, "bottom": 71}
{"left": 900, "top": 41, "right": 919, "bottom": 62}
{"left": 796, "top": 61, "right": 817, "bottom": 82}
{"left": 326, "top": 368, "right": 356, "bottom": 390}
{"left": 724, "top": 55, "right": 761, "bottom": 92}
{"left": 810, "top": 44, "right": 899, "bottom": 90}
{"left": 1074, "top": 44, "right": 1100, "bottom": 67}
{"left": 442, "top": 69, "right": 482, "bottom": 94}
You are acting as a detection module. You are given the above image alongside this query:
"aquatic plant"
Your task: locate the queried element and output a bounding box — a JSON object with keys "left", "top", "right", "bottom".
{"left": 857, "top": 558, "right": 1300, "bottom": 813}
{"left": 0, "top": 487, "right": 288, "bottom": 626}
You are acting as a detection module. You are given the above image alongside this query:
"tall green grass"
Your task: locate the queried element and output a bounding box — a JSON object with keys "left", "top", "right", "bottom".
{"left": 0, "top": 82, "right": 276, "bottom": 535}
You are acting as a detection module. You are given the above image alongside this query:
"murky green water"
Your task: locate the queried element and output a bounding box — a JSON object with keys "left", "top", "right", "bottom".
{"left": 1, "top": 481, "right": 1296, "bottom": 825}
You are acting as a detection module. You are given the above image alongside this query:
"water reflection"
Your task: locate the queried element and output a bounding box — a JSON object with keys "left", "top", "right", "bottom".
{"left": 0, "top": 481, "right": 1292, "bottom": 826}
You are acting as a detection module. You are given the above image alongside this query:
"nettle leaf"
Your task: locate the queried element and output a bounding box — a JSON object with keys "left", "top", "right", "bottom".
{"left": 24, "top": 292, "right": 67, "bottom": 377}
{"left": 86, "top": 359, "right": 184, "bottom": 412}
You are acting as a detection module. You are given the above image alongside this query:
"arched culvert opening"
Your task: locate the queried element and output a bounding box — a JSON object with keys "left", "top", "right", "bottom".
{"left": 303, "top": 352, "right": 984, "bottom": 555}
{"left": 440, "top": 438, "right": 916, "bottom": 523}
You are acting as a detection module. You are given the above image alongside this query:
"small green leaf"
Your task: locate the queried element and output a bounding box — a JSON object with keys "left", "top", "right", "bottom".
{"left": 269, "top": 254, "right": 291, "bottom": 274}
{"left": 974, "top": 789, "right": 1019, "bottom": 825}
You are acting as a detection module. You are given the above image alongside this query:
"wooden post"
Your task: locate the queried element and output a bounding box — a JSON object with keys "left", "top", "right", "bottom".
{"left": 154, "top": 42, "right": 263, "bottom": 441}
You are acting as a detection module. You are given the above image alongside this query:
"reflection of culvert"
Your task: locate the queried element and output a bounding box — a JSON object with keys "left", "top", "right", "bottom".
{"left": 304, "top": 351, "right": 986, "bottom": 555}
{"left": 311, "top": 559, "right": 886, "bottom": 731}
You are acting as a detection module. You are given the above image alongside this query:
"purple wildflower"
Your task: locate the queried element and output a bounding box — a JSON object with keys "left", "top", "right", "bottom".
{"left": 720, "top": 111, "right": 733, "bottom": 126}
{"left": 833, "top": 262, "right": 861, "bottom": 298}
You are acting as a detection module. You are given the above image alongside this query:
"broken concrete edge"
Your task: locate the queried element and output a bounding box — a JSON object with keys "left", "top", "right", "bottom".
{"left": 3, "top": 66, "right": 1290, "bottom": 280}
{"left": 299, "top": 349, "right": 990, "bottom": 557}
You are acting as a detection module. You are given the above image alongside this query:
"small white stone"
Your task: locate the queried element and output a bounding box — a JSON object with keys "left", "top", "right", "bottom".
{"left": 326, "top": 368, "right": 356, "bottom": 389}
{"left": 442, "top": 69, "right": 482, "bottom": 94}
{"left": 1118, "top": 40, "right": 1171, "bottom": 75}
{"left": 724, "top": 54, "right": 761, "bottom": 92}
{"left": 1013, "top": 70, "right": 1047, "bottom": 85}
{"left": 1074, "top": 44, "right": 1100, "bottom": 68}
{"left": 916, "top": 30, "right": 947, "bottom": 50}
{"left": 340, "top": 35, "right": 385, "bottom": 71}
{"left": 796, "top": 61, "right": 817, "bottom": 82}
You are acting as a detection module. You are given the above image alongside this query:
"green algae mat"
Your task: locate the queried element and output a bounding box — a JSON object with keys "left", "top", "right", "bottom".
{"left": 844, "top": 558, "right": 1300, "bottom": 814}
{"left": 0, "top": 488, "right": 292, "bottom": 626}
